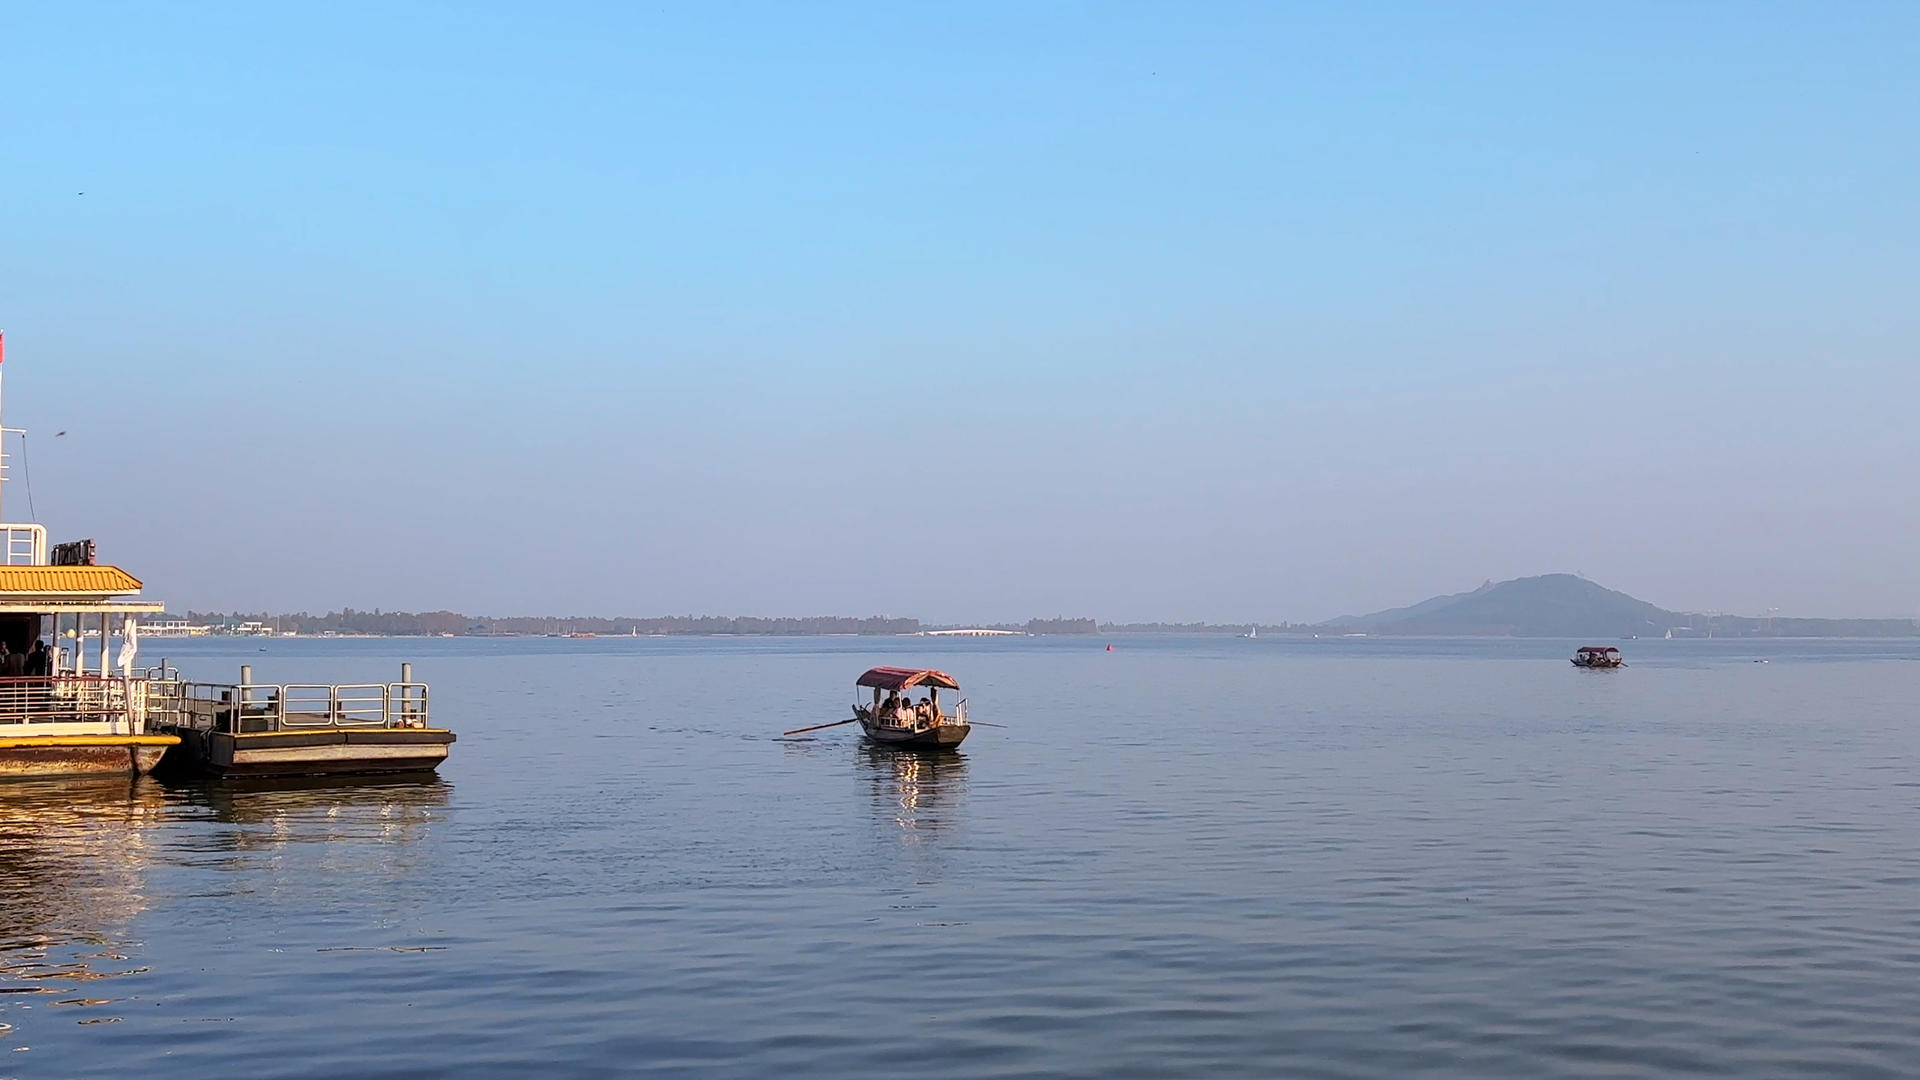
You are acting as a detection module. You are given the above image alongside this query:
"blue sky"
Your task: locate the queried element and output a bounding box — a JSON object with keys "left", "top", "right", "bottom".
{"left": 3, "top": 2, "right": 1916, "bottom": 621}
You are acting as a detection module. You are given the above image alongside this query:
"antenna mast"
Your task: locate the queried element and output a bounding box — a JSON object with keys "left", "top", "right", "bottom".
{"left": 0, "top": 330, "right": 27, "bottom": 524}
{"left": 0, "top": 329, "right": 7, "bottom": 521}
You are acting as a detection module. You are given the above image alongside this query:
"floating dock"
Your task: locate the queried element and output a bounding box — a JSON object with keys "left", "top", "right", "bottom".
{"left": 150, "top": 663, "right": 455, "bottom": 778}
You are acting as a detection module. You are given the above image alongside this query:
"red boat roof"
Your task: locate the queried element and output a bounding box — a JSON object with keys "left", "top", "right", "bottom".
{"left": 856, "top": 666, "right": 961, "bottom": 691}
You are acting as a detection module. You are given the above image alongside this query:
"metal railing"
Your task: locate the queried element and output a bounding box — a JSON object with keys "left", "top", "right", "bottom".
{"left": 0, "top": 675, "right": 141, "bottom": 728}
{"left": 168, "top": 681, "right": 432, "bottom": 734}
{"left": 0, "top": 523, "right": 48, "bottom": 565}
{"left": 0, "top": 672, "right": 432, "bottom": 735}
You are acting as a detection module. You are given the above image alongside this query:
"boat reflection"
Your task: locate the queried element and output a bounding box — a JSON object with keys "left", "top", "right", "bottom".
{"left": 0, "top": 777, "right": 166, "bottom": 1010}
{"left": 858, "top": 746, "right": 969, "bottom": 835}
{"left": 164, "top": 774, "right": 450, "bottom": 849}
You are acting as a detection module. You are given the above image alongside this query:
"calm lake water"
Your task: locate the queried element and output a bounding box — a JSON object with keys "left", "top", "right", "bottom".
{"left": 5, "top": 635, "right": 1920, "bottom": 1078}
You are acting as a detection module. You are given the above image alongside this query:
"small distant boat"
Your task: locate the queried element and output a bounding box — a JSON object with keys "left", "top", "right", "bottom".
{"left": 852, "top": 667, "right": 971, "bottom": 749}
{"left": 1571, "top": 645, "right": 1626, "bottom": 669}
{"left": 1244, "top": 626, "right": 1257, "bottom": 639}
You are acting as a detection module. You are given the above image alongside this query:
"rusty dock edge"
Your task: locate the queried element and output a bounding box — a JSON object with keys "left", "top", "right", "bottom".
{"left": 0, "top": 734, "right": 178, "bottom": 779}
{"left": 163, "top": 726, "right": 455, "bottom": 777}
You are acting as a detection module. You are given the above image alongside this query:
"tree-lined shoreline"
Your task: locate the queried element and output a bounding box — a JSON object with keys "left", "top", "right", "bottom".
{"left": 175, "top": 573, "right": 1920, "bottom": 639}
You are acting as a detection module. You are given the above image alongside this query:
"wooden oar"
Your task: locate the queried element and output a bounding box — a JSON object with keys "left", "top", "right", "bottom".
{"left": 782, "top": 717, "right": 861, "bottom": 737}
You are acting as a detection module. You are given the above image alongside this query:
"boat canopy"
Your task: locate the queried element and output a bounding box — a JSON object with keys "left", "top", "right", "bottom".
{"left": 1575, "top": 645, "right": 1620, "bottom": 654}
{"left": 856, "top": 666, "right": 960, "bottom": 691}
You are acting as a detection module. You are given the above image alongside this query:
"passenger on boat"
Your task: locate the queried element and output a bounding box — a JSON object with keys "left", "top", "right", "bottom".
{"left": 24, "top": 641, "right": 47, "bottom": 677}
{"left": 1, "top": 645, "right": 22, "bottom": 678}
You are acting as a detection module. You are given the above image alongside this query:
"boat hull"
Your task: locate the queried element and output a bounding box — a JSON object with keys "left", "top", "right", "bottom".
{"left": 0, "top": 735, "right": 178, "bottom": 779}
{"left": 158, "top": 727, "right": 455, "bottom": 778}
{"left": 857, "top": 719, "right": 970, "bottom": 750}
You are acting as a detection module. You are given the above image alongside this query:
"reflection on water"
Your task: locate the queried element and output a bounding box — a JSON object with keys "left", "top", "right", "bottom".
{"left": 170, "top": 773, "right": 451, "bottom": 826}
{"left": 0, "top": 778, "right": 167, "bottom": 1028}
{"left": 162, "top": 776, "right": 452, "bottom": 902}
{"left": 858, "top": 747, "right": 968, "bottom": 835}
{"left": 0, "top": 773, "right": 452, "bottom": 1054}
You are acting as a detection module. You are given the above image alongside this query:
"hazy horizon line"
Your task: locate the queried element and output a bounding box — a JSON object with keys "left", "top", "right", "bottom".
{"left": 167, "top": 606, "right": 1920, "bottom": 627}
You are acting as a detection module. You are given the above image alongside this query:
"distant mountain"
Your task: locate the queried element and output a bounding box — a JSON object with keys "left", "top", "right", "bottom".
{"left": 1330, "top": 574, "right": 1674, "bottom": 638}
{"left": 1327, "top": 579, "right": 1496, "bottom": 628}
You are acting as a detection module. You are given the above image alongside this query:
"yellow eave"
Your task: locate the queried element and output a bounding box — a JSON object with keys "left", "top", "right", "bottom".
{"left": 0, "top": 601, "right": 165, "bottom": 614}
{"left": 0, "top": 565, "right": 144, "bottom": 598}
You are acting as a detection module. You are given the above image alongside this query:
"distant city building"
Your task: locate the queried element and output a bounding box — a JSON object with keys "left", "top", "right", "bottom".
{"left": 141, "top": 620, "right": 213, "bottom": 637}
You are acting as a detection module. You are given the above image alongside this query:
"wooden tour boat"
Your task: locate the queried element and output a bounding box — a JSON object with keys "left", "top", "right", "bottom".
{"left": 1571, "top": 645, "right": 1626, "bottom": 669}
{"left": 853, "top": 667, "right": 970, "bottom": 749}
{"left": 783, "top": 667, "right": 974, "bottom": 749}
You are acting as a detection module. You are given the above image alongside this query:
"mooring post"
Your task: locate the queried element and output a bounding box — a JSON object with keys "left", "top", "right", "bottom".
{"left": 240, "top": 664, "right": 252, "bottom": 687}
{"left": 398, "top": 662, "right": 416, "bottom": 725}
